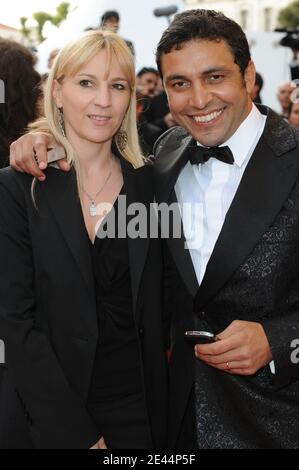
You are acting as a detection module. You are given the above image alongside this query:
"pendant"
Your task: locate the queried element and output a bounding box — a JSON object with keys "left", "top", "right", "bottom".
{"left": 89, "top": 201, "right": 97, "bottom": 217}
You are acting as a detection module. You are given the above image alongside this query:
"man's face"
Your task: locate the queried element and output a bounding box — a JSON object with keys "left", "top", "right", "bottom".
{"left": 138, "top": 72, "right": 159, "bottom": 97}
{"left": 103, "top": 18, "right": 119, "bottom": 33}
{"left": 161, "top": 39, "right": 255, "bottom": 147}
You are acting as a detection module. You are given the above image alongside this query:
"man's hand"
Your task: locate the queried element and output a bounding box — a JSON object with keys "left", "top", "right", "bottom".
{"left": 9, "top": 133, "right": 71, "bottom": 181}
{"left": 194, "top": 320, "right": 273, "bottom": 376}
{"left": 90, "top": 437, "right": 107, "bottom": 449}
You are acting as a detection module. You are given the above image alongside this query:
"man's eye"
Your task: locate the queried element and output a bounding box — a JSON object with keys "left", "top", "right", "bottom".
{"left": 79, "top": 80, "right": 92, "bottom": 87}
{"left": 173, "top": 81, "right": 189, "bottom": 89}
{"left": 209, "top": 75, "right": 224, "bottom": 82}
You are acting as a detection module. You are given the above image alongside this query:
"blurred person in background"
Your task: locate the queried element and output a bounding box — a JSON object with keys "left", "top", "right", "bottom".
{"left": 100, "top": 10, "right": 135, "bottom": 56}
{"left": 250, "top": 72, "right": 263, "bottom": 104}
{"left": 48, "top": 49, "right": 61, "bottom": 70}
{"left": 288, "top": 100, "right": 299, "bottom": 128}
{"left": 137, "top": 67, "right": 159, "bottom": 98}
{"left": 277, "top": 82, "right": 294, "bottom": 118}
{"left": 136, "top": 90, "right": 162, "bottom": 156}
{"left": 142, "top": 89, "right": 177, "bottom": 134}
{"left": 0, "top": 39, "right": 41, "bottom": 168}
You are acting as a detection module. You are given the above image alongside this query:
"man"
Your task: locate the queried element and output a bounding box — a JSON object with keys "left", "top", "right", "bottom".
{"left": 100, "top": 10, "right": 135, "bottom": 56}
{"left": 8, "top": 9, "right": 299, "bottom": 449}
{"left": 137, "top": 67, "right": 160, "bottom": 98}
{"left": 153, "top": 9, "right": 299, "bottom": 449}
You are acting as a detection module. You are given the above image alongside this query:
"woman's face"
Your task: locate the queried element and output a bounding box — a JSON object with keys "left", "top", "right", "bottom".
{"left": 53, "top": 49, "right": 131, "bottom": 148}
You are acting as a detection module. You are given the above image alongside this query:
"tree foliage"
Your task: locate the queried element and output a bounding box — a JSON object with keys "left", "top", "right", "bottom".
{"left": 278, "top": 1, "right": 299, "bottom": 29}
{"left": 19, "top": 2, "right": 70, "bottom": 43}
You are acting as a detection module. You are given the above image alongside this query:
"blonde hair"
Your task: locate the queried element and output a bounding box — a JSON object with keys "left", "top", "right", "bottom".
{"left": 31, "top": 30, "right": 144, "bottom": 200}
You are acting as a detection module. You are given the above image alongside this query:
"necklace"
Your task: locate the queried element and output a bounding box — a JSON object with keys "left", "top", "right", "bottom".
{"left": 81, "top": 158, "right": 113, "bottom": 217}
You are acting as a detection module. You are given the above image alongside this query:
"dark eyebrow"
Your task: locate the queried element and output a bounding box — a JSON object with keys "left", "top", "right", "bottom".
{"left": 165, "top": 75, "right": 187, "bottom": 84}
{"left": 165, "top": 67, "right": 230, "bottom": 83}
{"left": 202, "top": 67, "right": 230, "bottom": 75}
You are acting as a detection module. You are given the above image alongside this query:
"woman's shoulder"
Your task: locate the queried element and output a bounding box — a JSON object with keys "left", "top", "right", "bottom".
{"left": 0, "top": 167, "right": 33, "bottom": 192}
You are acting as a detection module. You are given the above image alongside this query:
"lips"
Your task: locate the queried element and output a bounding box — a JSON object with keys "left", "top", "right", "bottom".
{"left": 88, "top": 115, "right": 111, "bottom": 121}
{"left": 190, "top": 108, "right": 225, "bottom": 124}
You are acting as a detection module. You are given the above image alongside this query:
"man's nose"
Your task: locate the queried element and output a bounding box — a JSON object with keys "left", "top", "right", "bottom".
{"left": 189, "top": 81, "right": 212, "bottom": 109}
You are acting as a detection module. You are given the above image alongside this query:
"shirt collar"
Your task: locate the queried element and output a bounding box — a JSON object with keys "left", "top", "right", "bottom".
{"left": 197, "top": 104, "right": 265, "bottom": 168}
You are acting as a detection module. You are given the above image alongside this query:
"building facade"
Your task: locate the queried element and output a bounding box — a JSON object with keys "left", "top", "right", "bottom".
{"left": 184, "top": 0, "right": 293, "bottom": 32}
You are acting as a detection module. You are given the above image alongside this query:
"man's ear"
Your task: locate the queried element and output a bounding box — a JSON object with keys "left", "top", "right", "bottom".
{"left": 244, "top": 60, "right": 256, "bottom": 94}
{"left": 52, "top": 80, "right": 63, "bottom": 108}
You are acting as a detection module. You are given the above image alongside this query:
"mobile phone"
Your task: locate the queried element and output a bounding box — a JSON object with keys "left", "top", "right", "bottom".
{"left": 185, "top": 330, "right": 217, "bottom": 345}
{"left": 47, "top": 147, "right": 66, "bottom": 163}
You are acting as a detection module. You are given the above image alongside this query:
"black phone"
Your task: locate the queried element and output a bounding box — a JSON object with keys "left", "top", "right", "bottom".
{"left": 185, "top": 330, "right": 217, "bottom": 345}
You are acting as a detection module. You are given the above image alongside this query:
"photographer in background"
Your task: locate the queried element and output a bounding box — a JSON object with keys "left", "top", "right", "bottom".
{"left": 100, "top": 10, "right": 135, "bottom": 56}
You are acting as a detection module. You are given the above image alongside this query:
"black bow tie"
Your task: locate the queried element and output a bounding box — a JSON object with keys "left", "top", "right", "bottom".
{"left": 189, "top": 145, "right": 234, "bottom": 166}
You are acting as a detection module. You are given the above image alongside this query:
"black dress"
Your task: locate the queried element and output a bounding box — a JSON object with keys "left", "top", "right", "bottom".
{"left": 87, "top": 189, "right": 152, "bottom": 449}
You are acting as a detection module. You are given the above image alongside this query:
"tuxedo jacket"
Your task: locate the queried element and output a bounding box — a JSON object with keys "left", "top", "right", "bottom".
{"left": 0, "top": 158, "right": 168, "bottom": 449}
{"left": 154, "top": 105, "right": 299, "bottom": 448}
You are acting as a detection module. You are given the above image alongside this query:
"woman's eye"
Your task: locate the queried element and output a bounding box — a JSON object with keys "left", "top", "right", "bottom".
{"left": 79, "top": 80, "right": 92, "bottom": 87}
{"left": 113, "top": 83, "right": 126, "bottom": 90}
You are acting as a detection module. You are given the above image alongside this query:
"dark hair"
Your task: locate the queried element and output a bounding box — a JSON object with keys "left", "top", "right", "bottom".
{"left": 255, "top": 72, "right": 264, "bottom": 92}
{"left": 0, "top": 39, "right": 41, "bottom": 150}
{"left": 101, "top": 10, "right": 120, "bottom": 24}
{"left": 156, "top": 9, "right": 251, "bottom": 77}
{"left": 137, "top": 67, "right": 159, "bottom": 78}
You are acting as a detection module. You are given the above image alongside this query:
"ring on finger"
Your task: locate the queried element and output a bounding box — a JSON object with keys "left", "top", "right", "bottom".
{"left": 33, "top": 149, "right": 39, "bottom": 165}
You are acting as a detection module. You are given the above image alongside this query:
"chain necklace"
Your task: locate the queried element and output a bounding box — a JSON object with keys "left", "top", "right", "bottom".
{"left": 81, "top": 158, "right": 114, "bottom": 217}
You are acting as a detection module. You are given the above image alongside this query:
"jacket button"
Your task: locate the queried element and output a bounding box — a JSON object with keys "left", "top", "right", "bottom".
{"left": 139, "top": 328, "right": 145, "bottom": 338}
{"left": 199, "top": 311, "right": 206, "bottom": 318}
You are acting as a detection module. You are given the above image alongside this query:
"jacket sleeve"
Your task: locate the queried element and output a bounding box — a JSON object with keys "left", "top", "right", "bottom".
{"left": 0, "top": 170, "right": 100, "bottom": 449}
{"left": 261, "top": 314, "right": 299, "bottom": 389}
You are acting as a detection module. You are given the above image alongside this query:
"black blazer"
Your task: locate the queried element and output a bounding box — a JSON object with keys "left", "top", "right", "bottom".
{"left": 154, "top": 106, "right": 299, "bottom": 448}
{"left": 0, "top": 158, "right": 168, "bottom": 449}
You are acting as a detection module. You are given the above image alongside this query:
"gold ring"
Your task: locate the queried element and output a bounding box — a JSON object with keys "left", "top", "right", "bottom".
{"left": 226, "top": 362, "right": 230, "bottom": 370}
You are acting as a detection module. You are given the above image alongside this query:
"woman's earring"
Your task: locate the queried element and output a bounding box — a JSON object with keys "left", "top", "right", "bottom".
{"left": 58, "top": 107, "right": 66, "bottom": 138}
{"left": 116, "top": 128, "right": 128, "bottom": 152}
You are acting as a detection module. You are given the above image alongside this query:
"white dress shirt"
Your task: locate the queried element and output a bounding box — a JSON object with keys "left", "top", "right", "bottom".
{"left": 175, "top": 104, "right": 274, "bottom": 372}
{"left": 175, "top": 104, "right": 266, "bottom": 285}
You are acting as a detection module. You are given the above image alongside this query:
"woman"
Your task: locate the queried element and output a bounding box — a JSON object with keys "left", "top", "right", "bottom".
{"left": 0, "top": 31, "right": 167, "bottom": 449}
{"left": 0, "top": 39, "right": 42, "bottom": 168}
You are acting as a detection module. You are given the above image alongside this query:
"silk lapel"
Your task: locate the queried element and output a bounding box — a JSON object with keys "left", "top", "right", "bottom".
{"left": 154, "top": 129, "right": 199, "bottom": 298}
{"left": 120, "top": 158, "right": 151, "bottom": 318}
{"left": 41, "top": 168, "right": 96, "bottom": 307}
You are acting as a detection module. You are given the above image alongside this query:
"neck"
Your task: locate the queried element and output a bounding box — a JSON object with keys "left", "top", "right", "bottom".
{"left": 67, "top": 131, "right": 113, "bottom": 179}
